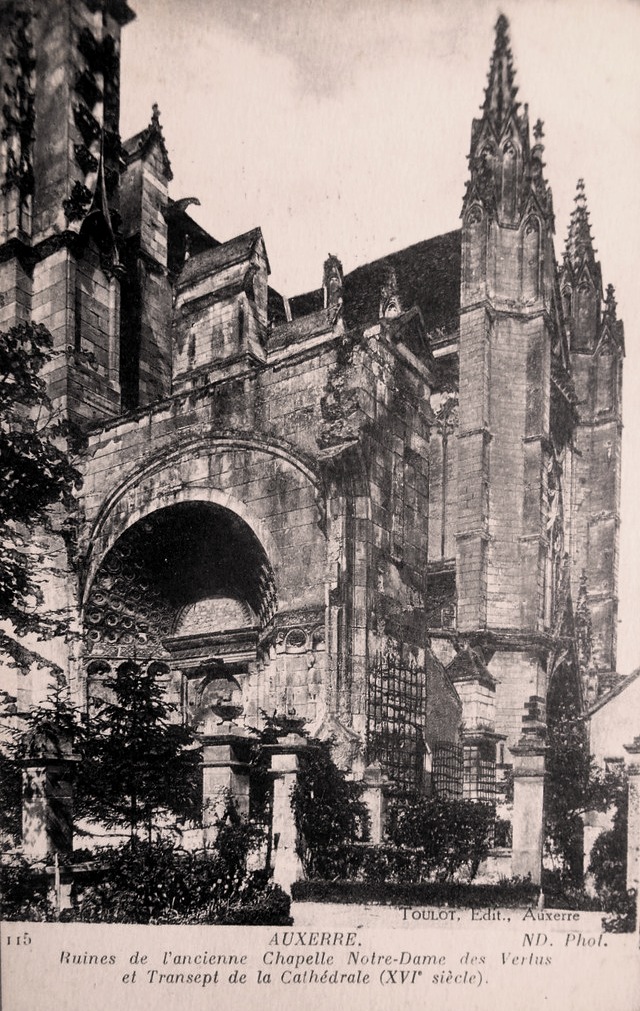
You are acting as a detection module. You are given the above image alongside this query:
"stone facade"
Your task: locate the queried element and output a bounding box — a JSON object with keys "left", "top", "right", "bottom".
{"left": 0, "top": 4, "right": 624, "bottom": 822}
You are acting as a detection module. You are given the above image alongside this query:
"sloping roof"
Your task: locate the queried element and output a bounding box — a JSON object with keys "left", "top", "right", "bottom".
{"left": 289, "top": 288, "right": 324, "bottom": 318}
{"left": 588, "top": 667, "right": 640, "bottom": 717}
{"left": 343, "top": 229, "right": 461, "bottom": 333}
{"left": 178, "top": 227, "right": 265, "bottom": 288}
{"left": 288, "top": 230, "right": 461, "bottom": 334}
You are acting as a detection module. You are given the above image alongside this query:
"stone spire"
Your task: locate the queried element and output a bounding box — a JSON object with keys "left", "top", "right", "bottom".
{"left": 463, "top": 15, "right": 553, "bottom": 227}
{"left": 564, "top": 179, "right": 598, "bottom": 274}
{"left": 482, "top": 14, "right": 520, "bottom": 132}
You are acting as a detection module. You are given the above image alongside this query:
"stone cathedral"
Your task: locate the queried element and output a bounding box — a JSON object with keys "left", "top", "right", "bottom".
{"left": 0, "top": 1, "right": 624, "bottom": 872}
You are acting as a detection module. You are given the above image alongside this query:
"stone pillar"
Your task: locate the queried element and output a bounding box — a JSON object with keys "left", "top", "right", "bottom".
{"left": 510, "top": 717, "right": 546, "bottom": 885}
{"left": 22, "top": 753, "right": 79, "bottom": 862}
{"left": 362, "top": 761, "right": 388, "bottom": 844}
{"left": 201, "top": 724, "right": 252, "bottom": 848}
{"left": 267, "top": 733, "right": 307, "bottom": 891}
{"left": 623, "top": 736, "right": 640, "bottom": 893}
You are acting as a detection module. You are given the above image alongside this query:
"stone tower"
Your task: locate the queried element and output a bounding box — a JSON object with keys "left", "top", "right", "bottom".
{"left": 0, "top": 0, "right": 134, "bottom": 424}
{"left": 560, "top": 181, "right": 624, "bottom": 701}
{"left": 458, "top": 15, "right": 577, "bottom": 750}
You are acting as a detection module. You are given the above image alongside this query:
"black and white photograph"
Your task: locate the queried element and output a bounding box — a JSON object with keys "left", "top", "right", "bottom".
{"left": 0, "top": 1, "right": 639, "bottom": 1008}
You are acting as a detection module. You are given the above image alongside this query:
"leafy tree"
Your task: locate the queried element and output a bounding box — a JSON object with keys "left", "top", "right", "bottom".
{"left": 545, "top": 678, "right": 624, "bottom": 883}
{"left": 589, "top": 771, "right": 628, "bottom": 903}
{"left": 251, "top": 712, "right": 369, "bottom": 877}
{"left": 292, "top": 738, "right": 369, "bottom": 875}
{"left": 588, "top": 772, "right": 636, "bottom": 932}
{"left": 74, "top": 660, "right": 202, "bottom": 842}
{"left": 0, "top": 321, "right": 80, "bottom": 674}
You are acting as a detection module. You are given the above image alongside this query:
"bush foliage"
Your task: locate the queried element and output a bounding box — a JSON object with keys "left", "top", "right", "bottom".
{"left": 292, "top": 738, "right": 369, "bottom": 876}
{"left": 298, "top": 794, "right": 495, "bottom": 884}
{"left": 0, "top": 803, "right": 291, "bottom": 925}
{"left": 291, "top": 876, "right": 540, "bottom": 908}
{"left": 588, "top": 773, "right": 636, "bottom": 932}
{"left": 71, "top": 839, "right": 290, "bottom": 925}
{"left": 386, "top": 795, "right": 495, "bottom": 881}
{"left": 0, "top": 857, "right": 55, "bottom": 921}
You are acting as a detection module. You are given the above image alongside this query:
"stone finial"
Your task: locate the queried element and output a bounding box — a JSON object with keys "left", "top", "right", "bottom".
{"left": 323, "top": 254, "right": 343, "bottom": 308}
{"left": 483, "top": 14, "right": 519, "bottom": 128}
{"left": 604, "top": 282, "right": 617, "bottom": 321}
{"left": 379, "top": 266, "right": 402, "bottom": 319}
{"left": 565, "top": 178, "right": 597, "bottom": 269}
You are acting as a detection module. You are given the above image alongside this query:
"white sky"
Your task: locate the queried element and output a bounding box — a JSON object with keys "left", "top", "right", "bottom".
{"left": 120, "top": 0, "right": 640, "bottom": 676}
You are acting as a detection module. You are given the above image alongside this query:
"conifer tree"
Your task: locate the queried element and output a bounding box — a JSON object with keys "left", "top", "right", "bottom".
{"left": 75, "top": 660, "right": 202, "bottom": 842}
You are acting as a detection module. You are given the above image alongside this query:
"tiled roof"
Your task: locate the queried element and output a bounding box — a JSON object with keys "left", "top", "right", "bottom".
{"left": 288, "top": 229, "right": 461, "bottom": 335}
{"left": 343, "top": 229, "right": 461, "bottom": 333}
{"left": 288, "top": 288, "right": 324, "bottom": 318}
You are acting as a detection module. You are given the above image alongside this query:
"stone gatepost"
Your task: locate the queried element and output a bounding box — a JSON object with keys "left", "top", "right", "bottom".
{"left": 510, "top": 698, "right": 547, "bottom": 885}
{"left": 22, "top": 731, "right": 79, "bottom": 862}
{"left": 201, "top": 721, "right": 252, "bottom": 848}
{"left": 623, "top": 735, "right": 640, "bottom": 894}
{"left": 363, "top": 761, "right": 389, "bottom": 844}
{"left": 266, "top": 733, "right": 307, "bottom": 891}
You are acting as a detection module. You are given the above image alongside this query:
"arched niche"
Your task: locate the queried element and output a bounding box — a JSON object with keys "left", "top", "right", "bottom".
{"left": 575, "top": 278, "right": 598, "bottom": 348}
{"left": 522, "top": 215, "right": 540, "bottom": 301}
{"left": 83, "top": 500, "right": 276, "bottom": 661}
{"left": 463, "top": 203, "right": 486, "bottom": 295}
{"left": 501, "top": 141, "right": 518, "bottom": 221}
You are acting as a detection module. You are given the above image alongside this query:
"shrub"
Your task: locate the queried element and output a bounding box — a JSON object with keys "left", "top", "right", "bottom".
{"left": 291, "top": 877, "right": 540, "bottom": 907}
{"left": 386, "top": 796, "right": 495, "bottom": 881}
{"left": 291, "top": 738, "right": 369, "bottom": 876}
{"left": 589, "top": 779, "right": 636, "bottom": 931}
{"left": 70, "top": 833, "right": 291, "bottom": 925}
{"left": 256, "top": 715, "right": 369, "bottom": 878}
{"left": 0, "top": 858, "right": 55, "bottom": 921}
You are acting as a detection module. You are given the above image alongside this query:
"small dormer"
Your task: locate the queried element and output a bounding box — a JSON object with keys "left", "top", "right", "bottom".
{"left": 172, "top": 227, "right": 270, "bottom": 390}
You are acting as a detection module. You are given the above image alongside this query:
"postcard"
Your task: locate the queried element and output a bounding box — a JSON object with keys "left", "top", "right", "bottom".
{"left": 1, "top": 1, "right": 639, "bottom": 1009}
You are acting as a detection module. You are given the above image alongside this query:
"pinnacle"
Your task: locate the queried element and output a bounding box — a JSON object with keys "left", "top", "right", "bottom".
{"left": 565, "top": 178, "right": 597, "bottom": 268}
{"left": 495, "top": 13, "right": 510, "bottom": 53}
{"left": 483, "top": 13, "right": 520, "bottom": 128}
{"left": 604, "top": 283, "right": 617, "bottom": 320}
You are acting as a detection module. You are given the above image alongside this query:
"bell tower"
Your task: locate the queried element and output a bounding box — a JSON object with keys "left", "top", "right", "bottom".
{"left": 0, "top": 0, "right": 135, "bottom": 423}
